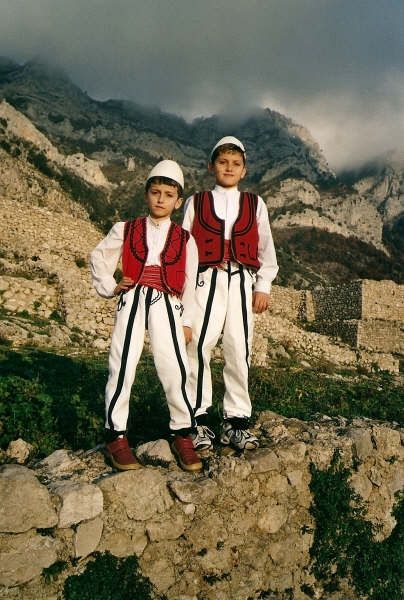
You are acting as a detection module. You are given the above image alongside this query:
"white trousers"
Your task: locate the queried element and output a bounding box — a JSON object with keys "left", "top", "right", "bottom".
{"left": 105, "top": 285, "right": 195, "bottom": 433}
{"left": 187, "top": 263, "right": 254, "bottom": 419}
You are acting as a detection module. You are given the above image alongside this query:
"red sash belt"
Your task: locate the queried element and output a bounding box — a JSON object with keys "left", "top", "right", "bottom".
{"left": 138, "top": 265, "right": 169, "bottom": 293}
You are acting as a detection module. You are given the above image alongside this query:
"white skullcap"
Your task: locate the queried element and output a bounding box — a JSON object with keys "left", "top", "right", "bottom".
{"left": 146, "top": 160, "right": 184, "bottom": 189}
{"left": 210, "top": 136, "right": 246, "bottom": 159}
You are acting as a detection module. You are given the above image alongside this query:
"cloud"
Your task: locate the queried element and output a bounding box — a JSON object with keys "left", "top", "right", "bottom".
{"left": 0, "top": 0, "right": 403, "bottom": 170}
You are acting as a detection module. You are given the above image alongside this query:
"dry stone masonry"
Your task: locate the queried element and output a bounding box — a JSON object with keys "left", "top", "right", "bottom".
{"left": 308, "top": 280, "right": 404, "bottom": 356}
{"left": 0, "top": 413, "right": 402, "bottom": 599}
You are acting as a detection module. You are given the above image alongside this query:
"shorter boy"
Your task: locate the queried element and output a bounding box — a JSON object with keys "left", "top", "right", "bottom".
{"left": 90, "top": 160, "right": 202, "bottom": 472}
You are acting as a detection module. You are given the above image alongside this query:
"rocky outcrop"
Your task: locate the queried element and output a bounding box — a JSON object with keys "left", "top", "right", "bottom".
{"left": 0, "top": 146, "right": 114, "bottom": 348}
{"left": 0, "top": 100, "right": 112, "bottom": 189}
{"left": 0, "top": 414, "right": 402, "bottom": 598}
{"left": 265, "top": 178, "right": 386, "bottom": 251}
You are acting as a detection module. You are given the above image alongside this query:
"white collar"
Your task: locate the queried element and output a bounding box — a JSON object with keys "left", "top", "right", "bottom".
{"left": 214, "top": 184, "right": 239, "bottom": 194}
{"left": 147, "top": 215, "right": 171, "bottom": 228}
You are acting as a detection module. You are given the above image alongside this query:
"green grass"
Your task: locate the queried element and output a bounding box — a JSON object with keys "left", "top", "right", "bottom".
{"left": 0, "top": 345, "right": 402, "bottom": 457}
{"left": 248, "top": 365, "right": 403, "bottom": 424}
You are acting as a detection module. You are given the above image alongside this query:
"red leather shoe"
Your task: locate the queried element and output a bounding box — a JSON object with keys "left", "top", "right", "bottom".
{"left": 171, "top": 435, "right": 203, "bottom": 472}
{"left": 106, "top": 437, "right": 141, "bottom": 471}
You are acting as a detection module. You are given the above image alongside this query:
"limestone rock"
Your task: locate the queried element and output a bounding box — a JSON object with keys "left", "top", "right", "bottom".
{"left": 276, "top": 442, "right": 307, "bottom": 465}
{"left": 371, "top": 426, "right": 401, "bottom": 459}
{"left": 168, "top": 477, "right": 219, "bottom": 504}
{"left": 0, "top": 465, "right": 57, "bottom": 533}
{"left": 40, "top": 448, "right": 86, "bottom": 477}
{"left": 389, "top": 465, "right": 404, "bottom": 494}
{"left": 349, "top": 428, "right": 374, "bottom": 460}
{"left": 187, "top": 512, "right": 228, "bottom": 553}
{"left": 257, "top": 501, "right": 288, "bottom": 534}
{"left": 5, "top": 438, "right": 33, "bottom": 464}
{"left": 146, "top": 515, "right": 185, "bottom": 542}
{"left": 74, "top": 516, "right": 103, "bottom": 558}
{"left": 140, "top": 556, "right": 176, "bottom": 593}
{"left": 99, "top": 469, "right": 173, "bottom": 520}
{"left": 50, "top": 481, "right": 103, "bottom": 528}
{"left": 0, "top": 530, "right": 59, "bottom": 587}
{"left": 350, "top": 472, "right": 373, "bottom": 501}
{"left": 245, "top": 448, "right": 280, "bottom": 473}
{"left": 212, "top": 456, "right": 252, "bottom": 486}
{"left": 136, "top": 439, "right": 174, "bottom": 466}
{"left": 101, "top": 528, "right": 148, "bottom": 557}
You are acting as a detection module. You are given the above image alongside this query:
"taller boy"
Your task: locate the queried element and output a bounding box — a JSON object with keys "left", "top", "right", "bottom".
{"left": 183, "top": 136, "right": 279, "bottom": 451}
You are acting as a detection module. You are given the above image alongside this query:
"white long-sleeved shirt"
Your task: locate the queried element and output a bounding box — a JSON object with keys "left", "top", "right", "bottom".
{"left": 89, "top": 216, "right": 198, "bottom": 327}
{"left": 182, "top": 184, "right": 279, "bottom": 293}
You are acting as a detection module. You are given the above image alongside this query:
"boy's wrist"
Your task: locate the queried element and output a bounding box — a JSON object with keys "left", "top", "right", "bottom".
{"left": 254, "top": 279, "right": 271, "bottom": 294}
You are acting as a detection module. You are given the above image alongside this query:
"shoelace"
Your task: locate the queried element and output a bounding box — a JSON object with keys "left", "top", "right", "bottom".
{"left": 199, "top": 425, "right": 215, "bottom": 439}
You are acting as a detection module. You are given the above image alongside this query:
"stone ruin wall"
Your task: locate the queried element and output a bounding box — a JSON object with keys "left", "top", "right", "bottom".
{"left": 361, "top": 279, "right": 404, "bottom": 321}
{"left": 0, "top": 413, "right": 403, "bottom": 600}
{"left": 308, "top": 280, "right": 404, "bottom": 355}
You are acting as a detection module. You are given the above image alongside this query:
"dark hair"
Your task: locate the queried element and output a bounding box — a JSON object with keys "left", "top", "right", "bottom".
{"left": 145, "top": 176, "right": 183, "bottom": 197}
{"left": 210, "top": 143, "right": 246, "bottom": 165}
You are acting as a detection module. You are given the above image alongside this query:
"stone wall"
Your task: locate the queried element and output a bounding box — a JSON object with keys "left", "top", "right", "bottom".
{"left": 0, "top": 414, "right": 402, "bottom": 599}
{"left": 310, "top": 279, "right": 404, "bottom": 323}
{"left": 308, "top": 280, "right": 404, "bottom": 356}
{"left": 357, "top": 319, "right": 404, "bottom": 354}
{"left": 362, "top": 279, "right": 404, "bottom": 321}
{"left": 310, "top": 282, "right": 363, "bottom": 321}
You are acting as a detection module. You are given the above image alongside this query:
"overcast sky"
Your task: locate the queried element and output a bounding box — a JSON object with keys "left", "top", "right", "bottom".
{"left": 1, "top": 0, "right": 403, "bottom": 170}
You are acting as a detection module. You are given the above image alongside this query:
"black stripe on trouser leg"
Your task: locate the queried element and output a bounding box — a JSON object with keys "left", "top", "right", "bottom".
{"left": 107, "top": 285, "right": 141, "bottom": 430}
{"left": 163, "top": 294, "right": 196, "bottom": 428}
{"left": 144, "top": 286, "right": 153, "bottom": 329}
{"left": 239, "top": 265, "right": 250, "bottom": 369}
{"left": 195, "top": 268, "right": 218, "bottom": 412}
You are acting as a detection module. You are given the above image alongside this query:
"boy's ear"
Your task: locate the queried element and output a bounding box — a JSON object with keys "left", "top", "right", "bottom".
{"left": 175, "top": 197, "right": 183, "bottom": 210}
{"left": 208, "top": 161, "right": 214, "bottom": 173}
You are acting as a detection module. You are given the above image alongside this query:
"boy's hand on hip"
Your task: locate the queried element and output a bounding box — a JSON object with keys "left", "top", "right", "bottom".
{"left": 183, "top": 326, "right": 192, "bottom": 344}
{"left": 114, "top": 276, "right": 135, "bottom": 295}
{"left": 252, "top": 292, "right": 270, "bottom": 314}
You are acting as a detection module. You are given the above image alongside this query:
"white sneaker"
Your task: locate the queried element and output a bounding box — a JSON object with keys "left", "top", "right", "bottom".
{"left": 191, "top": 425, "right": 215, "bottom": 451}
{"left": 220, "top": 421, "right": 259, "bottom": 450}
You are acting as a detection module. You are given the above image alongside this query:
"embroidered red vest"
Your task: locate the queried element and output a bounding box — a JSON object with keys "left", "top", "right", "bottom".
{"left": 122, "top": 217, "right": 190, "bottom": 296}
{"left": 191, "top": 191, "right": 260, "bottom": 269}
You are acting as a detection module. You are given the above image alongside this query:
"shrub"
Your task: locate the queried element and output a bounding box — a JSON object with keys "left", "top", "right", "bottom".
{"left": 61, "top": 553, "right": 156, "bottom": 600}
{"left": 27, "top": 148, "right": 55, "bottom": 178}
{"left": 310, "top": 452, "right": 404, "bottom": 598}
{"left": 74, "top": 256, "right": 87, "bottom": 269}
{"left": 0, "top": 348, "right": 105, "bottom": 455}
{"left": 0, "top": 376, "right": 60, "bottom": 455}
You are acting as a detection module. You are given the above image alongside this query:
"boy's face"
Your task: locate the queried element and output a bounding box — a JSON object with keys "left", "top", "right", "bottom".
{"left": 209, "top": 150, "right": 246, "bottom": 188}
{"left": 145, "top": 183, "right": 182, "bottom": 221}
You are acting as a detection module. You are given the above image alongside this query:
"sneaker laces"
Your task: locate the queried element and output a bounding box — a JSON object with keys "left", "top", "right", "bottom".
{"left": 198, "top": 425, "right": 215, "bottom": 439}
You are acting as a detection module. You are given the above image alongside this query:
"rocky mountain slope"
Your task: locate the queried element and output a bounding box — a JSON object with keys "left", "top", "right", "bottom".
{"left": 0, "top": 57, "right": 402, "bottom": 286}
